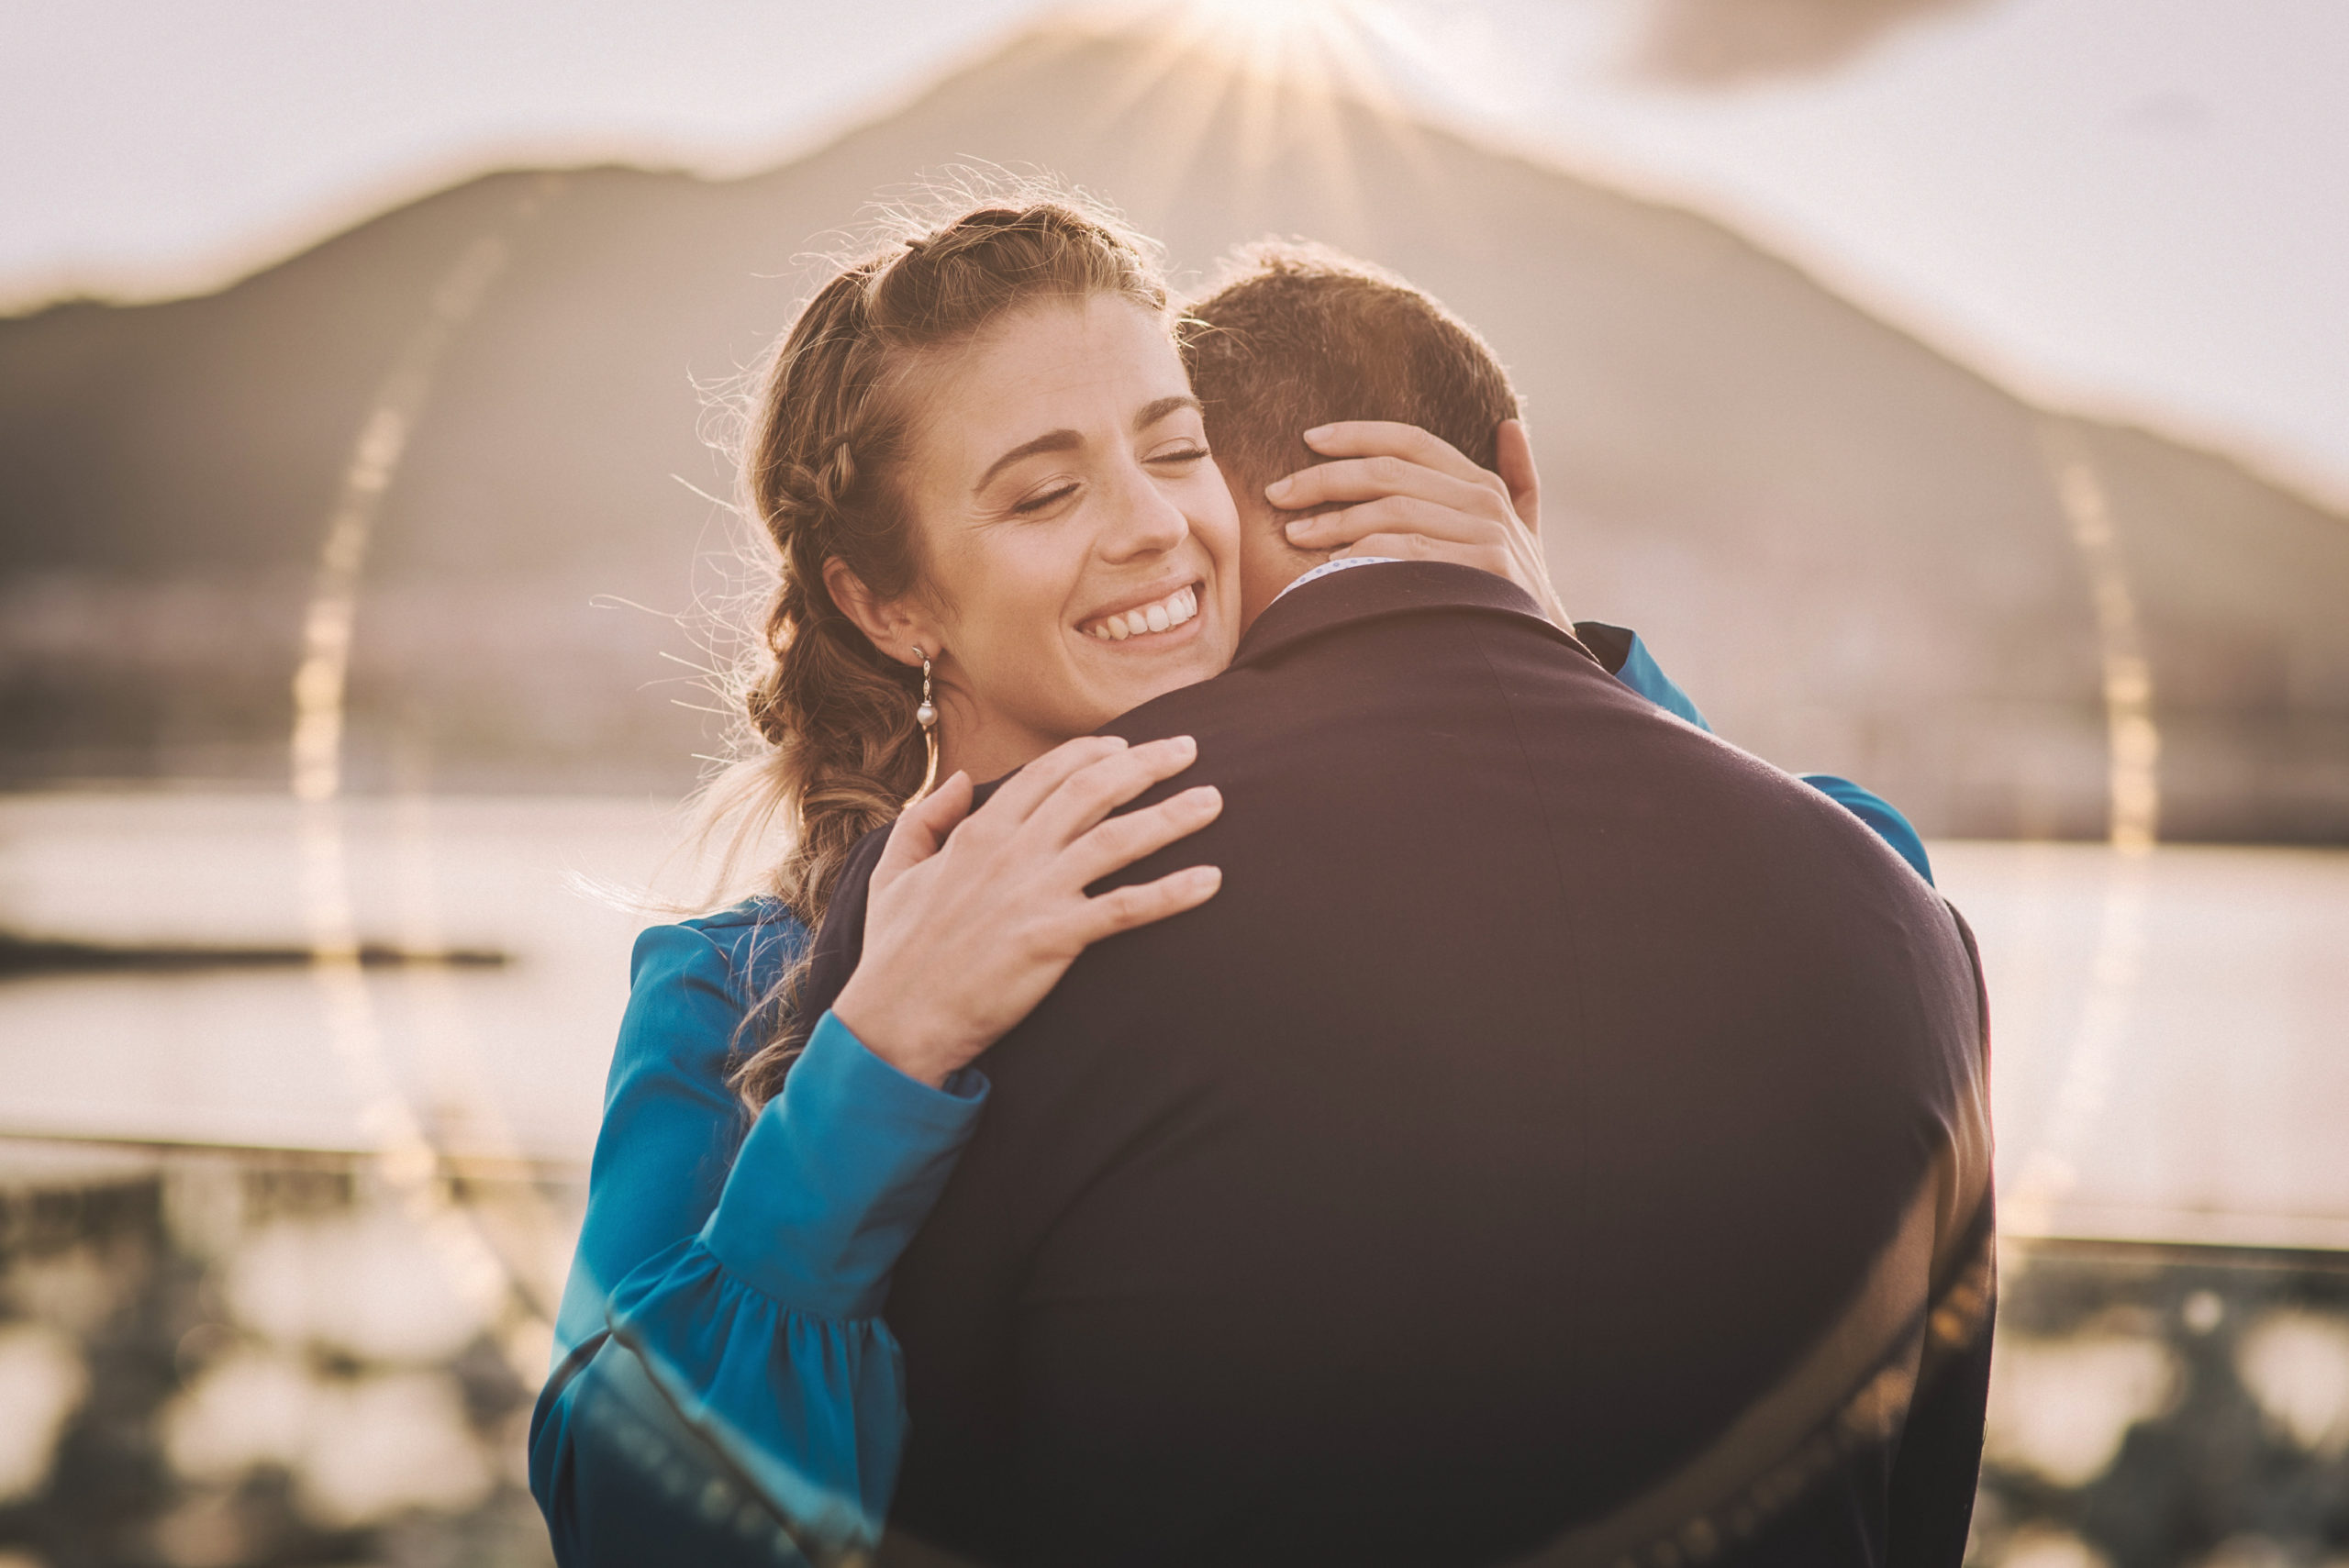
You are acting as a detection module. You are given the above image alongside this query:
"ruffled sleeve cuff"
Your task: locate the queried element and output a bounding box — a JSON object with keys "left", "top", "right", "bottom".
{"left": 605, "top": 1234, "right": 907, "bottom": 1555}
{"left": 704, "top": 1009, "right": 987, "bottom": 1319}
{"left": 594, "top": 1011, "right": 987, "bottom": 1551}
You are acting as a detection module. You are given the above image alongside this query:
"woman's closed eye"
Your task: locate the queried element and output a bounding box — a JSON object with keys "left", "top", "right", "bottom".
{"left": 1010, "top": 482, "right": 1080, "bottom": 517}
{"left": 1008, "top": 447, "right": 1203, "bottom": 514}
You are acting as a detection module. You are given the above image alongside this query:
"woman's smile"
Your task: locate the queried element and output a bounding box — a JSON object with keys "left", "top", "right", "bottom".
{"left": 1078, "top": 578, "right": 1203, "bottom": 643}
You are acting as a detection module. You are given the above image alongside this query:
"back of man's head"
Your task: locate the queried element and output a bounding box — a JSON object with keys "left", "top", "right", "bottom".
{"left": 1183, "top": 243, "right": 1522, "bottom": 617}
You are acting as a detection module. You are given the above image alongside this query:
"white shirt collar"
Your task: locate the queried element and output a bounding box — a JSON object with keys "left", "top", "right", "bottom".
{"left": 1270, "top": 555, "right": 1406, "bottom": 605}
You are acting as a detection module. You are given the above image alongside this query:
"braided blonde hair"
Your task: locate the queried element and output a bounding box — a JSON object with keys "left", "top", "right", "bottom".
{"left": 709, "top": 186, "right": 1170, "bottom": 1109}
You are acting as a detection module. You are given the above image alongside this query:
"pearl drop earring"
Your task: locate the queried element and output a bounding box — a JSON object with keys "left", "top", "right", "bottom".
{"left": 910, "top": 647, "right": 941, "bottom": 801}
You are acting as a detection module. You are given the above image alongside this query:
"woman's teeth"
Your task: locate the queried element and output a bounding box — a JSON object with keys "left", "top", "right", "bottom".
{"left": 1085, "top": 585, "right": 1198, "bottom": 642}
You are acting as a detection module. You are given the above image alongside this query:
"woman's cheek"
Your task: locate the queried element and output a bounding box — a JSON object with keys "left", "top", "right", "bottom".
{"left": 1197, "top": 472, "right": 1243, "bottom": 550}
{"left": 1186, "top": 480, "right": 1243, "bottom": 610}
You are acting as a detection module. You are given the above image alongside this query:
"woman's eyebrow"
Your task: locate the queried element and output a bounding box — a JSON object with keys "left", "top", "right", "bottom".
{"left": 975, "top": 428, "right": 1081, "bottom": 490}
{"left": 973, "top": 396, "right": 1203, "bottom": 491}
{"left": 1134, "top": 395, "right": 1203, "bottom": 430}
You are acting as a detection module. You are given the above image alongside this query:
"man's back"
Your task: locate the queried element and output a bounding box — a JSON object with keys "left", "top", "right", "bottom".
{"left": 866, "top": 563, "right": 1992, "bottom": 1567}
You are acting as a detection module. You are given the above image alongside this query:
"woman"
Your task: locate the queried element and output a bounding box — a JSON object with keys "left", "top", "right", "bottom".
{"left": 532, "top": 190, "right": 1480, "bottom": 1559}
{"left": 528, "top": 191, "right": 1907, "bottom": 1563}
{"left": 529, "top": 193, "right": 1248, "bottom": 1561}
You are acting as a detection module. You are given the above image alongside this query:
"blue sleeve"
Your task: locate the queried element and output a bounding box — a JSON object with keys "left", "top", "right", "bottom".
{"left": 1610, "top": 629, "right": 1713, "bottom": 733}
{"left": 530, "top": 919, "right": 987, "bottom": 1563}
{"left": 1795, "top": 774, "right": 1935, "bottom": 885}
{"left": 1610, "top": 632, "right": 1932, "bottom": 885}
{"left": 550, "top": 922, "right": 757, "bottom": 1370}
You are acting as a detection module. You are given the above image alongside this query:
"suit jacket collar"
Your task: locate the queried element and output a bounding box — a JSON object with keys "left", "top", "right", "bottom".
{"left": 1233, "top": 560, "right": 1602, "bottom": 673}
{"left": 946, "top": 566, "right": 1594, "bottom": 816}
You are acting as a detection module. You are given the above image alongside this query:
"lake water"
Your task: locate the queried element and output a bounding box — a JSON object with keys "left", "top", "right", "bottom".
{"left": 3, "top": 791, "right": 2344, "bottom": 1247}
{"left": 1, "top": 792, "right": 2345, "bottom": 1566}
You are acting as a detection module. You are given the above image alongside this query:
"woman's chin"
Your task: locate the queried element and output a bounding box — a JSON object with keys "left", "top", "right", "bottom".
{"left": 1068, "top": 610, "right": 1230, "bottom": 710}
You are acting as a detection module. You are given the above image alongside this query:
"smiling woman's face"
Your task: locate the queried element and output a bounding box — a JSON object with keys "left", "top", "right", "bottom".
{"left": 878, "top": 295, "right": 1242, "bottom": 781}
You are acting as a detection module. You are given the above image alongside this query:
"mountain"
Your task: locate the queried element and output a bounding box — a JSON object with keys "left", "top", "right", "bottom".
{"left": 2, "top": 17, "right": 2343, "bottom": 838}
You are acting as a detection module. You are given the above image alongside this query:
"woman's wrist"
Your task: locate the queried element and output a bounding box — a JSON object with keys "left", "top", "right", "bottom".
{"left": 831, "top": 973, "right": 969, "bottom": 1089}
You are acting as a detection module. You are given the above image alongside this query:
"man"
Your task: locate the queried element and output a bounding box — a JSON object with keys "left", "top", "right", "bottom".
{"left": 797, "top": 244, "right": 1996, "bottom": 1566}
{"left": 1179, "top": 242, "right": 1933, "bottom": 883}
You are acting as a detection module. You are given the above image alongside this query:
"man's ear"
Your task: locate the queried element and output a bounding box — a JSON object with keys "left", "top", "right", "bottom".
{"left": 823, "top": 557, "right": 940, "bottom": 666}
{"left": 1497, "top": 418, "right": 1541, "bottom": 534}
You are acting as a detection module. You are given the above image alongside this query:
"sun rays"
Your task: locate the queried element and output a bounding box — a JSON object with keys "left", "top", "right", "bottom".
{"left": 1157, "top": 0, "right": 1394, "bottom": 85}
{"left": 1063, "top": 0, "right": 1445, "bottom": 251}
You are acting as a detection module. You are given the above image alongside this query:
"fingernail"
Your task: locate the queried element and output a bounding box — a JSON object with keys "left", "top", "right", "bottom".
{"left": 1187, "top": 784, "right": 1222, "bottom": 811}
{"left": 1186, "top": 866, "right": 1223, "bottom": 894}
{"left": 1264, "top": 474, "right": 1294, "bottom": 497}
{"left": 1284, "top": 517, "right": 1310, "bottom": 539}
{"left": 1304, "top": 424, "right": 1333, "bottom": 441}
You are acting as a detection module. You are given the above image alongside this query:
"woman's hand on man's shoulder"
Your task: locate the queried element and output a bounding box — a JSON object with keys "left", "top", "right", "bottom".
{"left": 832, "top": 734, "right": 1224, "bottom": 1087}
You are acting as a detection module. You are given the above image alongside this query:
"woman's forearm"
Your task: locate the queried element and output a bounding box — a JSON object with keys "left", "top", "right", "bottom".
{"left": 534, "top": 954, "right": 986, "bottom": 1561}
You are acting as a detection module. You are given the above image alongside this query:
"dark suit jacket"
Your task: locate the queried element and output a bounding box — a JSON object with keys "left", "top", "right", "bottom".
{"left": 802, "top": 563, "right": 1995, "bottom": 1568}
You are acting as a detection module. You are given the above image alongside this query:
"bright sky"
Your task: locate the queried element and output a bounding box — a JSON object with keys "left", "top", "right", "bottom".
{"left": 6, "top": 0, "right": 2347, "bottom": 503}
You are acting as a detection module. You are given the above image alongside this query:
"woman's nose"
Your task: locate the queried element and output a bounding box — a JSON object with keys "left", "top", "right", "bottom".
{"left": 1098, "top": 462, "right": 1190, "bottom": 562}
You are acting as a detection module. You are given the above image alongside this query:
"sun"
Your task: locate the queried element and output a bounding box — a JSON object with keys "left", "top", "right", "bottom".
{"left": 1068, "top": 0, "right": 1430, "bottom": 231}
{"left": 1162, "top": 0, "right": 1388, "bottom": 82}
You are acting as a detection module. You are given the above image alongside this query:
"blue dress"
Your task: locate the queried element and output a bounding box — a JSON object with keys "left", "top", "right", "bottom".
{"left": 529, "top": 631, "right": 1932, "bottom": 1564}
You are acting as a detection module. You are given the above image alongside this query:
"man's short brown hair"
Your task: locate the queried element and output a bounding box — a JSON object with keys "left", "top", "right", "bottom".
{"left": 1182, "top": 242, "right": 1521, "bottom": 500}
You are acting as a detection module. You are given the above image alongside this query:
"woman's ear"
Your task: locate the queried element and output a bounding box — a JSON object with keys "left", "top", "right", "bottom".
{"left": 823, "top": 557, "right": 941, "bottom": 665}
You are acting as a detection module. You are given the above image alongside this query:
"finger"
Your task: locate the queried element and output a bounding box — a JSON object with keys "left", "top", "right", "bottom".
{"left": 974, "top": 733, "right": 1129, "bottom": 828}
{"left": 1334, "top": 533, "right": 1509, "bottom": 569}
{"left": 1285, "top": 495, "right": 1501, "bottom": 551}
{"left": 1491, "top": 420, "right": 1570, "bottom": 624}
{"left": 868, "top": 771, "right": 972, "bottom": 895}
{"left": 1330, "top": 528, "right": 1557, "bottom": 618}
{"left": 1074, "top": 864, "right": 1223, "bottom": 944}
{"left": 1265, "top": 455, "right": 1502, "bottom": 518}
{"left": 1299, "top": 421, "right": 1493, "bottom": 487}
{"left": 1066, "top": 784, "right": 1223, "bottom": 884}
{"left": 1025, "top": 734, "right": 1200, "bottom": 847}
{"left": 1496, "top": 418, "right": 1541, "bottom": 534}
{"left": 1502, "top": 526, "right": 1570, "bottom": 627}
